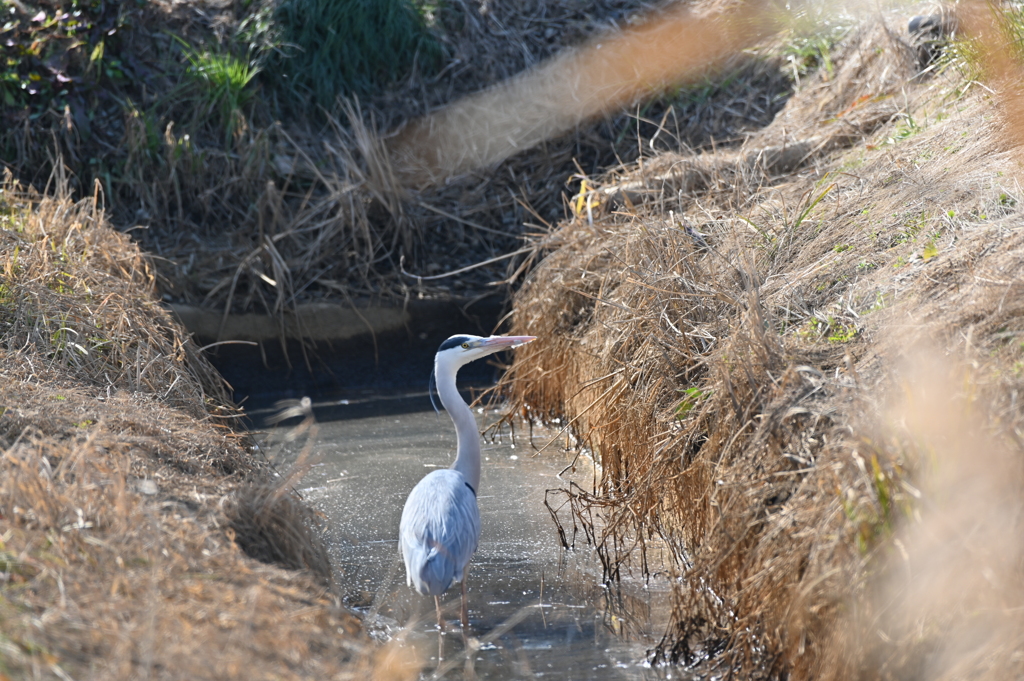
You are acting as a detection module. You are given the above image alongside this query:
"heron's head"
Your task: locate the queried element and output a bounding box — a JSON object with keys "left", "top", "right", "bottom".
{"left": 429, "top": 334, "right": 536, "bottom": 412}
{"left": 435, "top": 334, "right": 537, "bottom": 369}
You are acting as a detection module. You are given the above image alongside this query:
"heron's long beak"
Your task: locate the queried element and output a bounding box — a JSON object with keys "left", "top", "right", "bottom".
{"left": 478, "top": 335, "right": 537, "bottom": 349}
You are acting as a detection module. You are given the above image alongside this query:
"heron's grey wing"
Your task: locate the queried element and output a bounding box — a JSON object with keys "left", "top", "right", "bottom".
{"left": 399, "top": 469, "right": 481, "bottom": 596}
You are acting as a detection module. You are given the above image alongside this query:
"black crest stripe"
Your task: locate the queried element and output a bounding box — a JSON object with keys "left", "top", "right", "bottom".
{"left": 438, "top": 335, "right": 473, "bottom": 352}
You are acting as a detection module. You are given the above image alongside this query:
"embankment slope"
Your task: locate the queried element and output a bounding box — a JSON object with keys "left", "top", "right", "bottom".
{"left": 0, "top": 183, "right": 418, "bottom": 679}
{"left": 505, "top": 14, "right": 1024, "bottom": 680}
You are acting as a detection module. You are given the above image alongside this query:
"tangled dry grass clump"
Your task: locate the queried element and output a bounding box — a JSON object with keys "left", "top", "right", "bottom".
{"left": 0, "top": 169, "right": 232, "bottom": 419}
{"left": 503, "top": 10, "right": 1024, "bottom": 680}
{"left": 0, "top": 181, "right": 423, "bottom": 679}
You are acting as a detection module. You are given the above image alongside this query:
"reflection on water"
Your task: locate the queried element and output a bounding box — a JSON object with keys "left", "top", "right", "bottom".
{"left": 268, "top": 395, "right": 680, "bottom": 680}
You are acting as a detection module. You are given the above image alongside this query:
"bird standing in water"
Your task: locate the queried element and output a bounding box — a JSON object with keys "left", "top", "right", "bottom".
{"left": 399, "top": 334, "right": 536, "bottom": 632}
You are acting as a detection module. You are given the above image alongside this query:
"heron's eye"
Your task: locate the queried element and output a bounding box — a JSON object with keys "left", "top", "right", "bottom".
{"left": 461, "top": 342, "right": 470, "bottom": 349}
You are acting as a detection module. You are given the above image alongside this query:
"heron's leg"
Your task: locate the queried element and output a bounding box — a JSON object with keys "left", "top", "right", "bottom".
{"left": 460, "top": 575, "right": 470, "bottom": 632}
{"left": 434, "top": 595, "right": 445, "bottom": 633}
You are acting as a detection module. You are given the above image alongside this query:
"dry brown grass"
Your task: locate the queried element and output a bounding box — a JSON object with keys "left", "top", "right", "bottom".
{"left": 0, "top": 169, "right": 232, "bottom": 420}
{"left": 0, "top": 179, "right": 422, "bottom": 679}
{"left": 501, "top": 11, "right": 1024, "bottom": 680}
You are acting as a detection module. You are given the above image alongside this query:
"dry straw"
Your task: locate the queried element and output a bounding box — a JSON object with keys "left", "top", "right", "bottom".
{"left": 500, "top": 8, "right": 1024, "bottom": 680}
{"left": 0, "top": 174, "right": 418, "bottom": 678}
{"left": 0, "top": 169, "right": 231, "bottom": 418}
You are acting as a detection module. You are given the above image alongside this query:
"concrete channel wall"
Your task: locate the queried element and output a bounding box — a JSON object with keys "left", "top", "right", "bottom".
{"left": 166, "top": 297, "right": 506, "bottom": 416}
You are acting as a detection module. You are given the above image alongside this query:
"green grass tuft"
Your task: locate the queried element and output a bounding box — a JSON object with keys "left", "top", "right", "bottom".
{"left": 780, "top": 9, "right": 851, "bottom": 83}
{"left": 178, "top": 41, "right": 261, "bottom": 141}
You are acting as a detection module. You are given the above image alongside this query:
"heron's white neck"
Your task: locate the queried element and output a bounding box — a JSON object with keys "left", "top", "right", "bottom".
{"left": 435, "top": 358, "right": 481, "bottom": 492}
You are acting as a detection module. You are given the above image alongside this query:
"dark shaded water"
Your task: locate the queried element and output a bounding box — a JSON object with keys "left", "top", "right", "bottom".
{"left": 266, "top": 395, "right": 682, "bottom": 680}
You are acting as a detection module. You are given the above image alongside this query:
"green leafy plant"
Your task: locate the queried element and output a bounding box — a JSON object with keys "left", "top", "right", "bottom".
{"left": 781, "top": 12, "right": 850, "bottom": 83}
{"left": 886, "top": 113, "right": 922, "bottom": 144}
{"left": 0, "top": 0, "right": 130, "bottom": 113}
{"left": 798, "top": 314, "right": 857, "bottom": 344}
{"left": 827, "top": 323, "right": 857, "bottom": 344}
{"left": 675, "top": 386, "right": 709, "bottom": 418}
{"left": 784, "top": 34, "right": 835, "bottom": 80}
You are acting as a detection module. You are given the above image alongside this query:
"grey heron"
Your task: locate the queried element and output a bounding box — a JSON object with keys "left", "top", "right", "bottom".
{"left": 399, "top": 333, "right": 536, "bottom": 632}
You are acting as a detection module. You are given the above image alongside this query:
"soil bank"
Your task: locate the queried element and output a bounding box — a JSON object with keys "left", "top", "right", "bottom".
{"left": 0, "top": 183, "right": 420, "bottom": 680}
{"left": 502, "top": 11, "right": 1024, "bottom": 681}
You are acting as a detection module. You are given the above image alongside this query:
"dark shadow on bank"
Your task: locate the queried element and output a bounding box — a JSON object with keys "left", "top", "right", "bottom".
{"left": 180, "top": 295, "right": 510, "bottom": 426}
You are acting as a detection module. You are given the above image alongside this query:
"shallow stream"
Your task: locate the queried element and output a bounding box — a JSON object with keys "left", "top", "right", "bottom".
{"left": 266, "top": 393, "right": 679, "bottom": 680}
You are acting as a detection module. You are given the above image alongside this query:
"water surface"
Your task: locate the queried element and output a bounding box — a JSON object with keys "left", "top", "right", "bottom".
{"left": 271, "top": 394, "right": 678, "bottom": 679}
